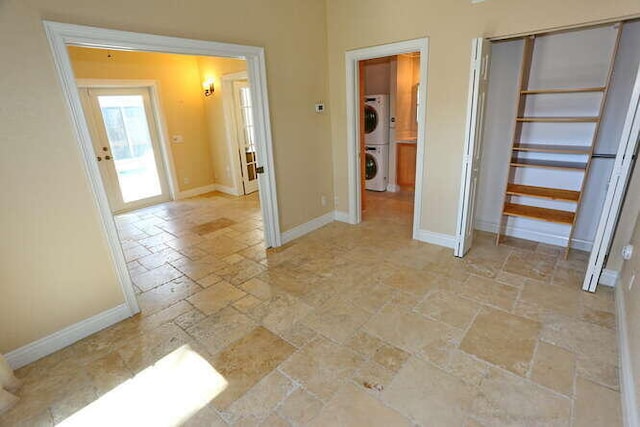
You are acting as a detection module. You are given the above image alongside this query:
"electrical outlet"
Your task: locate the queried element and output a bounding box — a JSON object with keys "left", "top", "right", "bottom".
{"left": 183, "top": 177, "right": 190, "bottom": 185}
{"left": 321, "top": 195, "right": 327, "bottom": 206}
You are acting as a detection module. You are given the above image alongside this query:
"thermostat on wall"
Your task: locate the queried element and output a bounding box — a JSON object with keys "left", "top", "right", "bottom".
{"left": 315, "top": 103, "right": 325, "bottom": 113}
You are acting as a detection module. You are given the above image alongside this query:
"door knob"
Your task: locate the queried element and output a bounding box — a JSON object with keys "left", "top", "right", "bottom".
{"left": 102, "top": 146, "right": 109, "bottom": 152}
{"left": 96, "top": 156, "right": 102, "bottom": 162}
{"left": 256, "top": 166, "right": 264, "bottom": 174}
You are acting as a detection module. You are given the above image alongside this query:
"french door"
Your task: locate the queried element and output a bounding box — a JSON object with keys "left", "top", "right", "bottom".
{"left": 80, "top": 87, "right": 171, "bottom": 212}
{"left": 232, "top": 80, "right": 259, "bottom": 195}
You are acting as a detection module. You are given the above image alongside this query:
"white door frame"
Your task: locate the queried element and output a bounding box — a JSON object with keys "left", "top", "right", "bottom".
{"left": 221, "top": 71, "right": 251, "bottom": 196}
{"left": 583, "top": 61, "right": 640, "bottom": 292}
{"left": 43, "top": 21, "right": 282, "bottom": 316}
{"left": 345, "top": 38, "right": 429, "bottom": 240}
{"left": 77, "top": 79, "right": 180, "bottom": 202}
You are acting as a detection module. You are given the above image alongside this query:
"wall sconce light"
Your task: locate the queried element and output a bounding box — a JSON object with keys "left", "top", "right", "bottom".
{"left": 203, "top": 79, "right": 215, "bottom": 96}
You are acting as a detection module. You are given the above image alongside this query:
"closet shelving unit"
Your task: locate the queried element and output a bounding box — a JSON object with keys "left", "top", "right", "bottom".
{"left": 495, "top": 25, "right": 623, "bottom": 257}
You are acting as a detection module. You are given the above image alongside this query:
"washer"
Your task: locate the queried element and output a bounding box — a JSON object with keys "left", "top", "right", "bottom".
{"left": 365, "top": 144, "right": 389, "bottom": 192}
{"left": 364, "top": 94, "right": 389, "bottom": 146}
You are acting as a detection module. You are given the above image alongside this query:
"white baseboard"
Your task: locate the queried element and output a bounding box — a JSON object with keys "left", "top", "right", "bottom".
{"left": 616, "top": 285, "right": 639, "bottom": 427}
{"left": 333, "top": 210, "right": 352, "bottom": 223}
{"left": 599, "top": 269, "right": 619, "bottom": 287}
{"left": 214, "top": 184, "right": 241, "bottom": 196}
{"left": 176, "top": 184, "right": 217, "bottom": 200}
{"left": 475, "top": 219, "right": 593, "bottom": 252}
{"left": 414, "top": 229, "right": 456, "bottom": 249}
{"left": 281, "top": 212, "right": 334, "bottom": 244}
{"left": 5, "top": 304, "right": 132, "bottom": 370}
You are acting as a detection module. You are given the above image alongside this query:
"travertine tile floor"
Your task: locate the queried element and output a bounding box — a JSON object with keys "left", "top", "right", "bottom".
{"left": 1, "top": 190, "right": 621, "bottom": 426}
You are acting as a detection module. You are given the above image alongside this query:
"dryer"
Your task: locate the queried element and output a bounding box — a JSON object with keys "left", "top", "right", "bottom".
{"left": 364, "top": 94, "right": 389, "bottom": 145}
{"left": 365, "top": 144, "right": 388, "bottom": 192}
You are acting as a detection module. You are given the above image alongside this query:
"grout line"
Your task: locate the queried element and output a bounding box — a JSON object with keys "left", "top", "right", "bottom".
{"left": 526, "top": 338, "right": 541, "bottom": 379}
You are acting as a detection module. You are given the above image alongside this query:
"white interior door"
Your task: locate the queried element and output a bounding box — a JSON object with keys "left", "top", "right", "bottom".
{"left": 583, "top": 62, "right": 640, "bottom": 292}
{"left": 233, "top": 80, "right": 259, "bottom": 195}
{"left": 80, "top": 87, "right": 171, "bottom": 212}
{"left": 455, "top": 38, "right": 492, "bottom": 257}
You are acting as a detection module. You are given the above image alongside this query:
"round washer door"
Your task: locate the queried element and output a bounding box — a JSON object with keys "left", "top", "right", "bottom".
{"left": 364, "top": 105, "right": 378, "bottom": 134}
{"left": 365, "top": 153, "right": 378, "bottom": 180}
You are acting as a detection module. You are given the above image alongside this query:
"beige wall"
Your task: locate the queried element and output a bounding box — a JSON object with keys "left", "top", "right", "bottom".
{"left": 197, "top": 57, "right": 248, "bottom": 190}
{"left": 0, "top": 0, "right": 331, "bottom": 353}
{"left": 618, "top": 187, "right": 640, "bottom": 410}
{"left": 326, "top": 0, "right": 640, "bottom": 247}
{"left": 68, "top": 47, "right": 214, "bottom": 192}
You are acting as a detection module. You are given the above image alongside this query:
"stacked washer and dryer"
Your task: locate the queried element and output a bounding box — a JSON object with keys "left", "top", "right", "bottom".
{"left": 364, "top": 95, "right": 390, "bottom": 192}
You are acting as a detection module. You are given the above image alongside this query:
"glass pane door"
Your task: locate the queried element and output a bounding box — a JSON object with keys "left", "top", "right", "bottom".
{"left": 234, "top": 81, "right": 259, "bottom": 194}
{"left": 97, "top": 95, "right": 163, "bottom": 204}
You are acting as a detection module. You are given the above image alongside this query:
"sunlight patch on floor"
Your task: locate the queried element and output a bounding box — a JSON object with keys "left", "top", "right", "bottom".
{"left": 57, "top": 345, "right": 227, "bottom": 427}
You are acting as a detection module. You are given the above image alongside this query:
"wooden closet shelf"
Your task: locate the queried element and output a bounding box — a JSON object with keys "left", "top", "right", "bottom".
{"left": 510, "top": 158, "right": 588, "bottom": 170}
{"left": 521, "top": 87, "right": 606, "bottom": 95}
{"left": 506, "top": 184, "right": 580, "bottom": 202}
{"left": 512, "top": 144, "right": 592, "bottom": 154}
{"left": 503, "top": 203, "right": 575, "bottom": 225}
{"left": 516, "top": 117, "right": 599, "bottom": 123}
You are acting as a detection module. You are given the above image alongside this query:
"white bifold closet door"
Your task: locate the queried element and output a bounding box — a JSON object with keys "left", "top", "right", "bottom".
{"left": 584, "top": 62, "right": 640, "bottom": 292}
{"left": 455, "top": 37, "right": 492, "bottom": 257}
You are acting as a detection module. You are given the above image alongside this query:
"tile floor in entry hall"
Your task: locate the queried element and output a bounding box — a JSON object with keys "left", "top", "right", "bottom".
{"left": 1, "top": 190, "right": 621, "bottom": 426}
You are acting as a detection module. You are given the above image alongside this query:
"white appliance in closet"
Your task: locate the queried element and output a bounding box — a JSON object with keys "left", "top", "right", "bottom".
{"left": 364, "top": 94, "right": 390, "bottom": 191}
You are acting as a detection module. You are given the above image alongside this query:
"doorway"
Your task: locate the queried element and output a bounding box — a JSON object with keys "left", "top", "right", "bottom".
{"left": 358, "top": 54, "right": 420, "bottom": 229}
{"left": 44, "top": 21, "right": 282, "bottom": 315}
{"left": 345, "top": 38, "right": 429, "bottom": 240}
{"left": 79, "top": 86, "right": 172, "bottom": 212}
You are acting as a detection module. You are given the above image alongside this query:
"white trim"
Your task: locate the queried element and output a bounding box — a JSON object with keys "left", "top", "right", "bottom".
{"left": 214, "top": 183, "right": 241, "bottom": 196}
{"left": 345, "top": 38, "right": 429, "bottom": 239}
{"left": 5, "top": 304, "right": 131, "bottom": 369}
{"left": 333, "top": 210, "right": 352, "bottom": 223}
{"left": 599, "top": 269, "right": 619, "bottom": 287}
{"left": 475, "top": 219, "right": 593, "bottom": 252}
{"left": 281, "top": 212, "right": 334, "bottom": 244}
{"left": 616, "top": 285, "right": 639, "bottom": 427}
{"left": 176, "top": 184, "right": 217, "bottom": 200}
{"left": 414, "top": 229, "right": 457, "bottom": 248}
